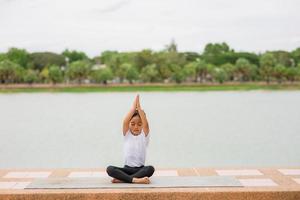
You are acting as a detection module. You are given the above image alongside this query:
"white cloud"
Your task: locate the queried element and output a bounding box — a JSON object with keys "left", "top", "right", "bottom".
{"left": 0, "top": 0, "right": 299, "bottom": 57}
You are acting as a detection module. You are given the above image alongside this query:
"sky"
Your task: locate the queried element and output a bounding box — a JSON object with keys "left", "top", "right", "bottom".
{"left": 0, "top": 0, "right": 300, "bottom": 57}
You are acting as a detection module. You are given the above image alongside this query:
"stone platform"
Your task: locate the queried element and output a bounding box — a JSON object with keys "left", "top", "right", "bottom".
{"left": 0, "top": 167, "right": 300, "bottom": 200}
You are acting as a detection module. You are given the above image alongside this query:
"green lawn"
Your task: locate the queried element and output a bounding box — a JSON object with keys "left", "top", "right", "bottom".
{"left": 1, "top": 83, "right": 300, "bottom": 93}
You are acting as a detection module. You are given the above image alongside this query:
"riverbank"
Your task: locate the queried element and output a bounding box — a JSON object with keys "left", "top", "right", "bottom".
{"left": 1, "top": 82, "right": 300, "bottom": 93}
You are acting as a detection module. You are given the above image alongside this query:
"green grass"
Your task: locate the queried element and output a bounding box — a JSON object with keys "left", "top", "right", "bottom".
{"left": 1, "top": 83, "right": 300, "bottom": 93}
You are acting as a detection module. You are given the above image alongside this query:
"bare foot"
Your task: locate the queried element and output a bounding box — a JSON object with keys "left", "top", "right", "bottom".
{"left": 132, "top": 177, "right": 150, "bottom": 184}
{"left": 111, "top": 178, "right": 124, "bottom": 183}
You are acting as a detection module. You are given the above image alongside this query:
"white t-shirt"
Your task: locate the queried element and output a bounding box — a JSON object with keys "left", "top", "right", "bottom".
{"left": 123, "top": 129, "right": 150, "bottom": 167}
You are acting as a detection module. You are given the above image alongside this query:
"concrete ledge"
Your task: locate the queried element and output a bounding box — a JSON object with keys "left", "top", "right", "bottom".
{"left": 1, "top": 189, "right": 300, "bottom": 200}
{"left": 1, "top": 167, "right": 300, "bottom": 200}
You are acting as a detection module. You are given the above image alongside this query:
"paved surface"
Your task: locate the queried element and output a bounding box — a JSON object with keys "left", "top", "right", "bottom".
{"left": 0, "top": 167, "right": 300, "bottom": 199}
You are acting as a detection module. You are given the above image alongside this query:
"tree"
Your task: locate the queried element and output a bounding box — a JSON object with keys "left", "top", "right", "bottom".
{"left": 0, "top": 53, "right": 7, "bottom": 62}
{"left": 134, "top": 49, "right": 154, "bottom": 71}
{"left": 203, "top": 42, "right": 230, "bottom": 55}
{"left": 170, "top": 64, "right": 186, "bottom": 83}
{"left": 218, "top": 52, "right": 260, "bottom": 66}
{"left": 249, "top": 64, "right": 258, "bottom": 81}
{"left": 183, "top": 62, "right": 197, "bottom": 82}
{"left": 100, "top": 51, "right": 118, "bottom": 64}
{"left": 164, "top": 39, "right": 177, "bottom": 52}
{"left": 0, "top": 60, "right": 23, "bottom": 83}
{"left": 273, "top": 64, "right": 287, "bottom": 84}
{"left": 66, "top": 60, "right": 91, "bottom": 84}
{"left": 235, "top": 58, "right": 252, "bottom": 81}
{"left": 202, "top": 42, "right": 232, "bottom": 65}
{"left": 196, "top": 59, "right": 210, "bottom": 82}
{"left": 30, "top": 52, "right": 66, "bottom": 71}
{"left": 6, "top": 48, "right": 30, "bottom": 68}
{"left": 100, "top": 51, "right": 121, "bottom": 74}
{"left": 285, "top": 66, "right": 300, "bottom": 83}
{"left": 183, "top": 52, "right": 201, "bottom": 62}
{"left": 24, "top": 70, "right": 38, "bottom": 84}
{"left": 271, "top": 51, "right": 294, "bottom": 67}
{"left": 259, "top": 53, "right": 276, "bottom": 83}
{"left": 153, "top": 50, "right": 187, "bottom": 81}
{"left": 291, "top": 48, "right": 300, "bottom": 66}
{"left": 126, "top": 65, "right": 139, "bottom": 84}
{"left": 140, "top": 64, "right": 159, "bottom": 82}
{"left": 15, "top": 65, "right": 25, "bottom": 83}
{"left": 116, "top": 63, "right": 130, "bottom": 83}
{"left": 205, "top": 64, "right": 215, "bottom": 82}
{"left": 62, "top": 49, "right": 88, "bottom": 63}
{"left": 91, "top": 67, "right": 114, "bottom": 84}
{"left": 213, "top": 67, "right": 228, "bottom": 84}
{"left": 221, "top": 63, "right": 236, "bottom": 81}
{"left": 49, "top": 65, "right": 63, "bottom": 84}
{"left": 39, "top": 67, "right": 49, "bottom": 83}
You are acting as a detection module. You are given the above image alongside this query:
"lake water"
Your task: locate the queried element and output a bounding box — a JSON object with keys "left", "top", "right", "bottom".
{"left": 0, "top": 91, "right": 299, "bottom": 169}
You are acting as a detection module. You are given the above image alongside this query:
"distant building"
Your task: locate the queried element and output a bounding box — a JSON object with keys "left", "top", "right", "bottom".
{"left": 91, "top": 64, "right": 106, "bottom": 70}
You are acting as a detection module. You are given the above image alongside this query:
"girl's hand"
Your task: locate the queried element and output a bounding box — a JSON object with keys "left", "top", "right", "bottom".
{"left": 132, "top": 95, "right": 138, "bottom": 110}
{"left": 136, "top": 94, "right": 141, "bottom": 110}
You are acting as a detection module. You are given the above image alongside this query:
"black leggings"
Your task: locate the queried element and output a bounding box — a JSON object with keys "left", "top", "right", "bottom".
{"left": 106, "top": 165, "right": 155, "bottom": 183}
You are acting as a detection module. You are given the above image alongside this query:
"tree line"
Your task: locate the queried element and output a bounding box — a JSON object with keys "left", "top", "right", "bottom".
{"left": 1, "top": 41, "right": 300, "bottom": 85}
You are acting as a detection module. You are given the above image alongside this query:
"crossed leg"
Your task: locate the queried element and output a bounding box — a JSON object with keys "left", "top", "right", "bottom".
{"left": 106, "top": 165, "right": 155, "bottom": 183}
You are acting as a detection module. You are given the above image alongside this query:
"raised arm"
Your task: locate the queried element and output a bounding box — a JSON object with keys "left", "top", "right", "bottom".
{"left": 122, "top": 96, "right": 137, "bottom": 136}
{"left": 136, "top": 95, "right": 150, "bottom": 136}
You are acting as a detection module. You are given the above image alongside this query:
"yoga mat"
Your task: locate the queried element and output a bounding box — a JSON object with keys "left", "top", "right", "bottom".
{"left": 25, "top": 176, "right": 243, "bottom": 189}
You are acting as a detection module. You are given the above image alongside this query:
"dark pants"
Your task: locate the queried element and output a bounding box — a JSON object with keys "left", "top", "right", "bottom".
{"left": 106, "top": 165, "right": 155, "bottom": 183}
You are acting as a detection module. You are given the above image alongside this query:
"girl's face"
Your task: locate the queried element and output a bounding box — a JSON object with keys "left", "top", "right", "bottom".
{"left": 129, "top": 116, "right": 143, "bottom": 136}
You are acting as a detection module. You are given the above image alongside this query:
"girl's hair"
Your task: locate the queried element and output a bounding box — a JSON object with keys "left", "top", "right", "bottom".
{"left": 130, "top": 110, "right": 146, "bottom": 120}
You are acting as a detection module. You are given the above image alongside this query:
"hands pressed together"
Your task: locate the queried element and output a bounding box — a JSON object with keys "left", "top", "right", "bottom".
{"left": 132, "top": 94, "right": 142, "bottom": 111}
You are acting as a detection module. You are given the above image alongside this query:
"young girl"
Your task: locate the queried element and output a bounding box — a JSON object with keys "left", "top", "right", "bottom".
{"left": 106, "top": 94, "right": 155, "bottom": 184}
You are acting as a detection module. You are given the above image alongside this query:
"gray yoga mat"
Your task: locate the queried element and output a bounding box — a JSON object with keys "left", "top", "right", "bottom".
{"left": 25, "top": 176, "right": 243, "bottom": 189}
